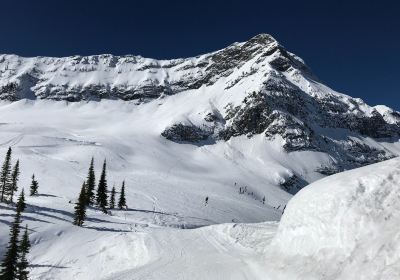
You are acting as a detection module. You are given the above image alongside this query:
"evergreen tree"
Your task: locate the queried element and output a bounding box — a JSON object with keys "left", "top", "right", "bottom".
{"left": 29, "top": 174, "right": 39, "bottom": 196}
{"left": 118, "top": 181, "right": 127, "bottom": 210}
{"left": 16, "top": 225, "right": 30, "bottom": 280}
{"left": 85, "top": 157, "right": 96, "bottom": 206}
{"left": 9, "top": 160, "right": 20, "bottom": 204}
{"left": 0, "top": 147, "right": 12, "bottom": 202}
{"left": 73, "top": 183, "right": 87, "bottom": 226}
{"left": 109, "top": 186, "right": 116, "bottom": 209}
{"left": 96, "top": 160, "right": 108, "bottom": 213}
{"left": 16, "top": 190, "right": 26, "bottom": 213}
{"left": 0, "top": 204, "right": 22, "bottom": 279}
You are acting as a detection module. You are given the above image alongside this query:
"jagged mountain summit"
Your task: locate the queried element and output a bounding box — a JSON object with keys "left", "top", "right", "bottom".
{"left": 0, "top": 34, "right": 399, "bottom": 193}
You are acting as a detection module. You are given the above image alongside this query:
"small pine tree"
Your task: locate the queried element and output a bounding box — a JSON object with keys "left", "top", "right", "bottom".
{"left": 73, "top": 183, "right": 87, "bottom": 226}
{"left": 0, "top": 203, "right": 22, "bottom": 279}
{"left": 85, "top": 157, "right": 96, "bottom": 206}
{"left": 96, "top": 160, "right": 108, "bottom": 213}
{"left": 0, "top": 147, "right": 12, "bottom": 202}
{"left": 118, "top": 181, "right": 127, "bottom": 210}
{"left": 16, "top": 190, "right": 26, "bottom": 213}
{"left": 16, "top": 225, "right": 30, "bottom": 280}
{"left": 9, "top": 160, "right": 20, "bottom": 204}
{"left": 109, "top": 186, "right": 116, "bottom": 209}
{"left": 29, "top": 174, "right": 39, "bottom": 196}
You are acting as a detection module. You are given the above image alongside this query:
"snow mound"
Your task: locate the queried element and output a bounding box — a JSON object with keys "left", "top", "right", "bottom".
{"left": 270, "top": 157, "right": 400, "bottom": 279}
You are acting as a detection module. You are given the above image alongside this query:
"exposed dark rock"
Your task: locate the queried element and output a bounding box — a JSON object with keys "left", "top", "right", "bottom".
{"left": 204, "top": 113, "right": 219, "bottom": 122}
{"left": 343, "top": 138, "right": 394, "bottom": 165}
{"left": 315, "top": 166, "right": 342, "bottom": 176}
{"left": 161, "top": 124, "right": 212, "bottom": 143}
{"left": 220, "top": 91, "right": 272, "bottom": 140}
{"left": 269, "top": 56, "right": 291, "bottom": 72}
{"left": 220, "top": 85, "right": 315, "bottom": 151}
{"left": 279, "top": 174, "right": 308, "bottom": 194}
{"left": 264, "top": 113, "right": 315, "bottom": 152}
{"left": 0, "top": 82, "right": 19, "bottom": 101}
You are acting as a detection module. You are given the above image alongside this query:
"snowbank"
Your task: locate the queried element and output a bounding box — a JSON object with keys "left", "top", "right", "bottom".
{"left": 269, "top": 158, "right": 400, "bottom": 279}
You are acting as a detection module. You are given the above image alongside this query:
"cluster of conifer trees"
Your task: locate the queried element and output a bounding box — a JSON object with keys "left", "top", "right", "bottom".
{"left": 0, "top": 147, "right": 38, "bottom": 279}
{"left": 0, "top": 147, "right": 20, "bottom": 204}
{"left": 0, "top": 147, "right": 41, "bottom": 204}
{"left": 0, "top": 189, "right": 31, "bottom": 279}
{"left": 0, "top": 149, "right": 129, "bottom": 278}
{"left": 73, "top": 158, "right": 127, "bottom": 227}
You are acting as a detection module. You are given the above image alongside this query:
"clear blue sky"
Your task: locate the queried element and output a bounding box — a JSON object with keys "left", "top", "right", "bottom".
{"left": 1, "top": 0, "right": 399, "bottom": 109}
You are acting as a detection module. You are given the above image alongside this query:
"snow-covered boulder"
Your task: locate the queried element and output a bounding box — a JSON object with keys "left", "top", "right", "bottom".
{"left": 270, "top": 158, "right": 400, "bottom": 279}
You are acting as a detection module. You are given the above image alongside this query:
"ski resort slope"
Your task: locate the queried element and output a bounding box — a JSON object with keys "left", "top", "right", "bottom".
{"left": 0, "top": 98, "right": 329, "bottom": 228}
{"left": 2, "top": 142, "right": 399, "bottom": 279}
{"left": 0, "top": 98, "right": 399, "bottom": 279}
{"left": 0, "top": 99, "right": 305, "bottom": 279}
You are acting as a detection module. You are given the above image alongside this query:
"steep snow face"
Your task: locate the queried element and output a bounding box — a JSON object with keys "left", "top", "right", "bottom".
{"left": 267, "top": 157, "right": 400, "bottom": 279}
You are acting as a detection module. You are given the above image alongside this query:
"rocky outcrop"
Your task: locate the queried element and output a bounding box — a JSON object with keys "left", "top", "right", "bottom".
{"left": 220, "top": 91, "right": 272, "bottom": 140}
{"left": 161, "top": 124, "right": 212, "bottom": 143}
{"left": 0, "top": 82, "right": 19, "bottom": 101}
{"left": 279, "top": 174, "right": 308, "bottom": 194}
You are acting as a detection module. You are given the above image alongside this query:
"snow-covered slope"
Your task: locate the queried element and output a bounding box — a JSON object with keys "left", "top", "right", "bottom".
{"left": 2, "top": 152, "right": 399, "bottom": 279}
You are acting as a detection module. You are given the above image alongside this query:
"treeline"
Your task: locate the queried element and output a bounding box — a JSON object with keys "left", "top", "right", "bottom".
{"left": 73, "top": 158, "right": 127, "bottom": 227}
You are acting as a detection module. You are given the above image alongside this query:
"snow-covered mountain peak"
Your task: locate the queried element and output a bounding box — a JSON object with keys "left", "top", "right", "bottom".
{"left": 0, "top": 35, "right": 399, "bottom": 192}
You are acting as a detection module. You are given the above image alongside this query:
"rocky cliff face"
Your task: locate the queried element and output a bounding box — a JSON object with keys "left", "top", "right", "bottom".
{"left": 1, "top": 34, "right": 399, "bottom": 184}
